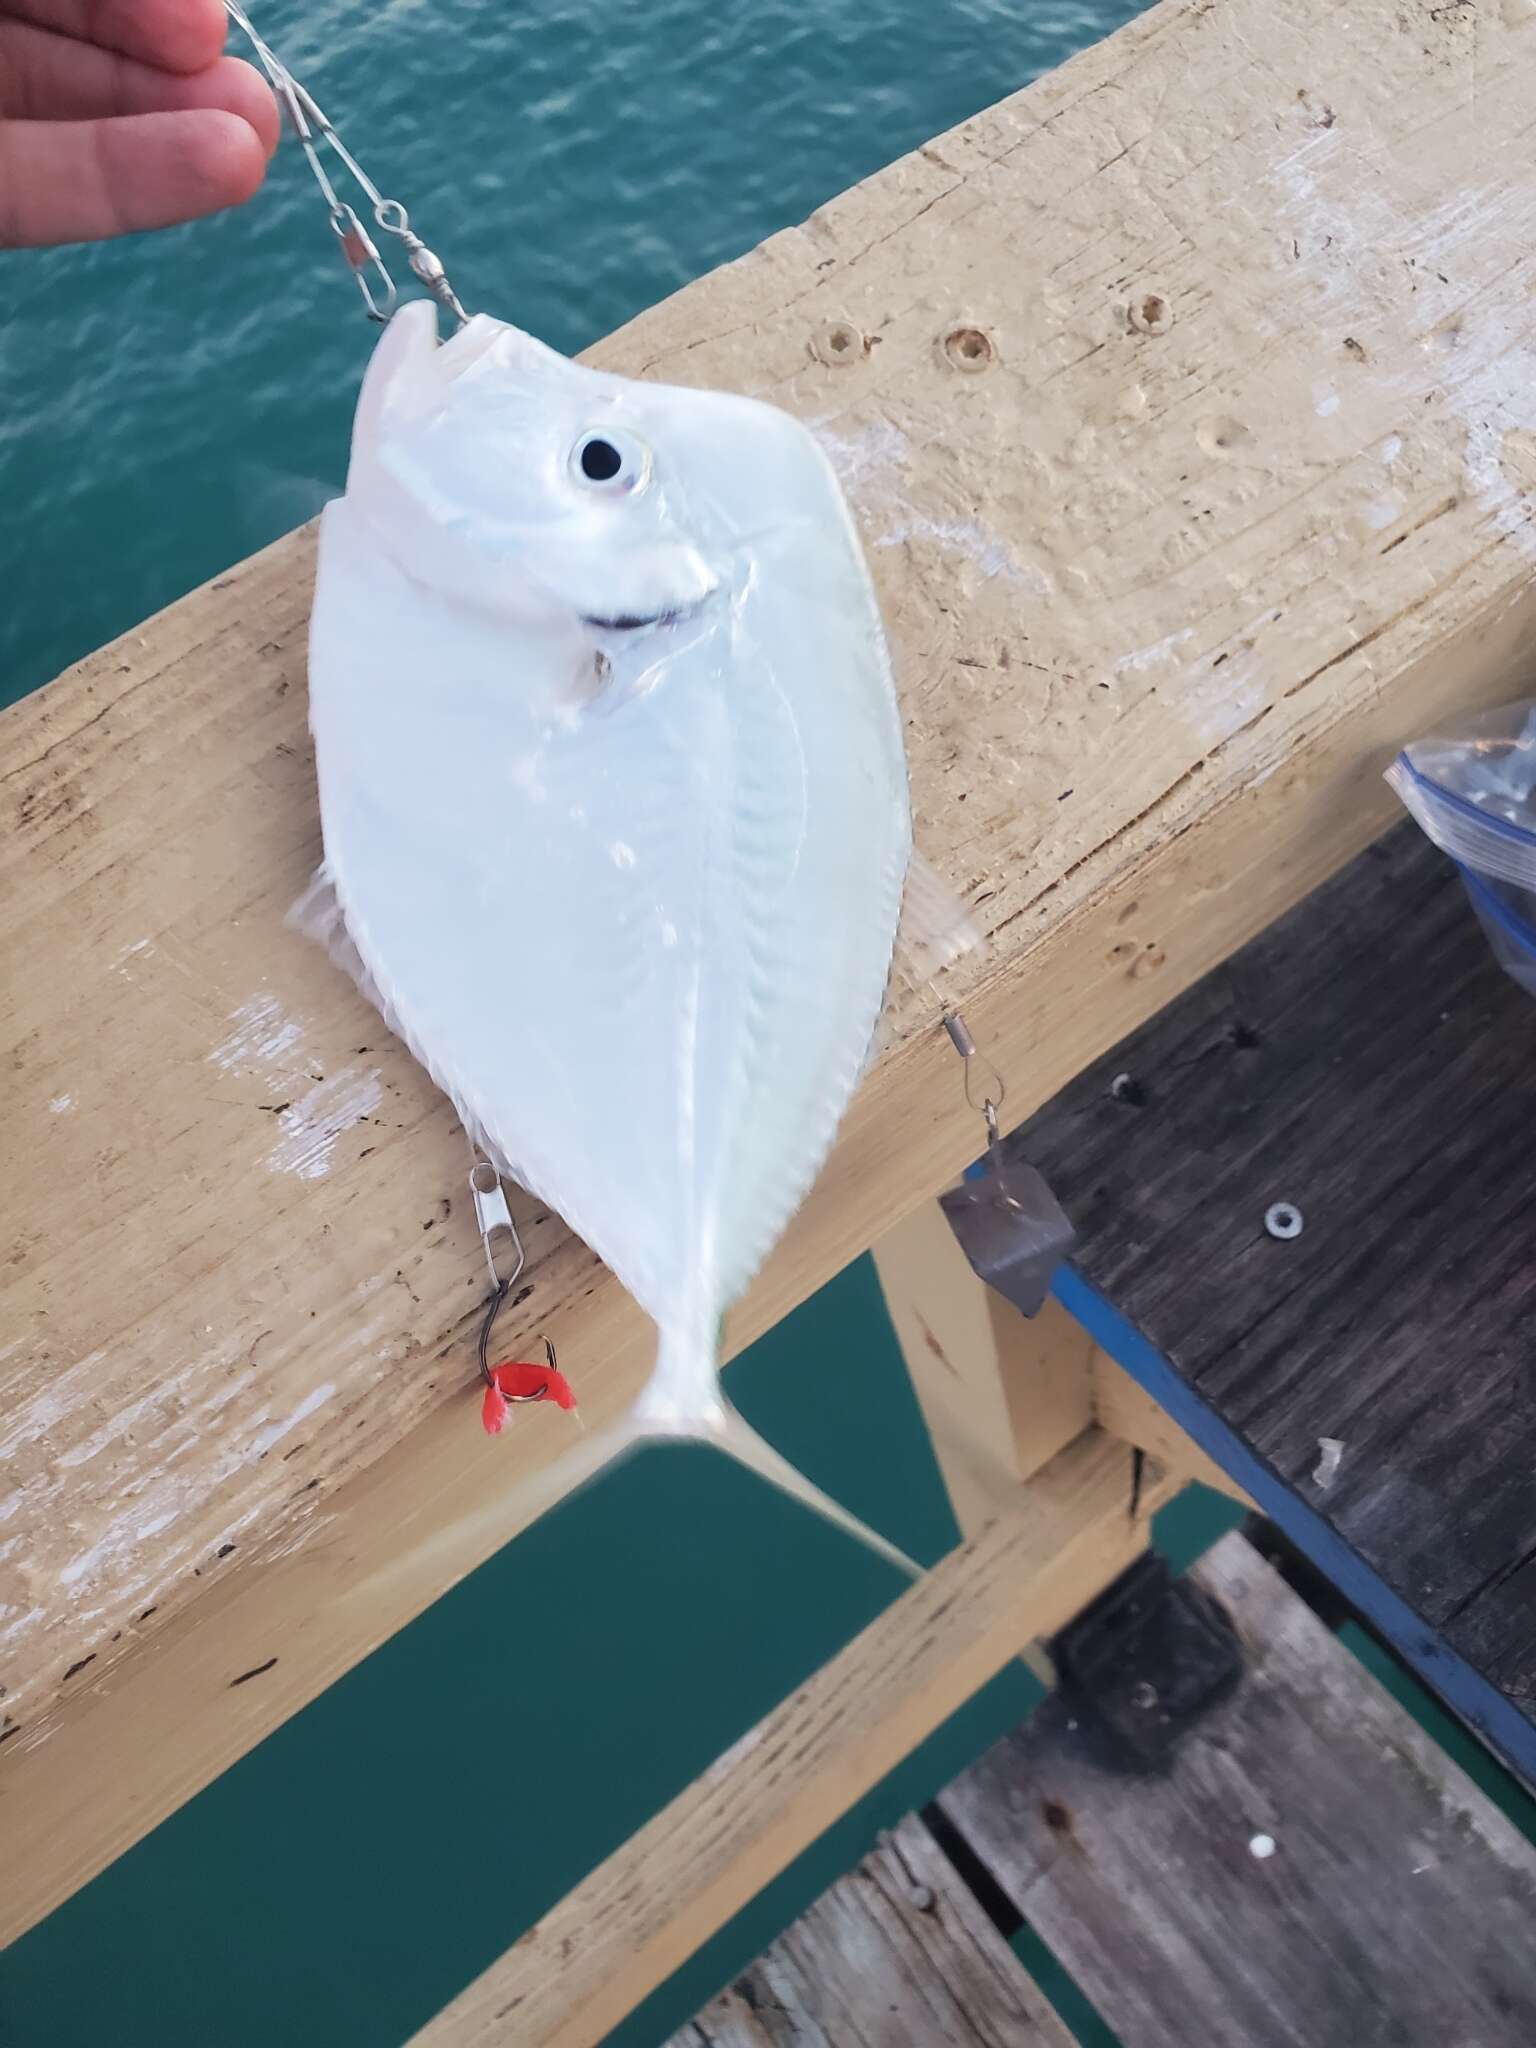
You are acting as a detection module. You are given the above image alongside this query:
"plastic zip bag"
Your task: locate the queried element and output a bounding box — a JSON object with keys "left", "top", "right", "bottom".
{"left": 1386, "top": 698, "right": 1536, "bottom": 996}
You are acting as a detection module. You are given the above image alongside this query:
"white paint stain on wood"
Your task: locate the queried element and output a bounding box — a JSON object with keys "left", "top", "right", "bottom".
{"left": 264, "top": 1509, "right": 336, "bottom": 1562}
{"left": 817, "top": 419, "right": 1047, "bottom": 588}
{"left": 35, "top": 1370, "right": 340, "bottom": 1613}
{"left": 0, "top": 1351, "right": 105, "bottom": 1463}
{"left": 59, "top": 1498, "right": 185, "bottom": 1589}
{"left": 47, "top": 1094, "right": 74, "bottom": 1115}
{"left": 874, "top": 510, "right": 1042, "bottom": 587}
{"left": 209, "top": 992, "right": 304, "bottom": 1075}
{"left": 266, "top": 1070, "right": 382, "bottom": 1180}
{"left": 1455, "top": 343, "right": 1536, "bottom": 557}
{"left": 1182, "top": 666, "right": 1269, "bottom": 747}
{"left": 249, "top": 1383, "right": 336, "bottom": 1459}
{"left": 703, "top": 1721, "right": 766, "bottom": 1785}
{"left": 1272, "top": 132, "right": 1536, "bottom": 559}
{"left": 1114, "top": 629, "right": 1194, "bottom": 676}
{"left": 0, "top": 1603, "right": 45, "bottom": 1650}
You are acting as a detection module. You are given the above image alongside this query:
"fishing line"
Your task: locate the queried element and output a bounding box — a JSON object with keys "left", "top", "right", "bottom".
{"left": 222, "top": 1, "right": 470, "bottom": 328}
{"left": 225, "top": 7, "right": 570, "bottom": 1430}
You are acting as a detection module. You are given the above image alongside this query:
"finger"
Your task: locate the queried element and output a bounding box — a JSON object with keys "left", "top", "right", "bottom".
{"left": 0, "top": 25, "right": 279, "bottom": 153}
{"left": 0, "top": 1, "right": 229, "bottom": 77}
{"left": 0, "top": 106, "right": 267, "bottom": 246}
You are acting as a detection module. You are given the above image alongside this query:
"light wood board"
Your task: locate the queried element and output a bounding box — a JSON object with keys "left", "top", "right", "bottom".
{"left": 7, "top": 0, "right": 1536, "bottom": 1936}
{"left": 873, "top": 1205, "right": 1097, "bottom": 1528}
{"left": 408, "top": 1432, "right": 1171, "bottom": 2048}
{"left": 940, "top": 1533, "right": 1536, "bottom": 2046}
{"left": 665, "top": 1813, "right": 1073, "bottom": 2048}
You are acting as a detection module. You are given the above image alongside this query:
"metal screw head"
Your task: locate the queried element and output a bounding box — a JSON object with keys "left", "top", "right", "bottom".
{"left": 813, "top": 320, "right": 865, "bottom": 367}
{"left": 1128, "top": 291, "right": 1173, "bottom": 335}
{"left": 1264, "top": 1202, "right": 1303, "bottom": 1241}
{"left": 1130, "top": 1679, "right": 1159, "bottom": 1711}
{"left": 943, "top": 325, "right": 996, "bottom": 372}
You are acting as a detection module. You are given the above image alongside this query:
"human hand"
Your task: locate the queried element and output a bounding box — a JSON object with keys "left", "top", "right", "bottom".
{"left": 0, "top": 0, "right": 279, "bottom": 247}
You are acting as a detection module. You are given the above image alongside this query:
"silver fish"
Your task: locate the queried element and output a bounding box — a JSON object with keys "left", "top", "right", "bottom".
{"left": 302, "top": 303, "right": 973, "bottom": 1567}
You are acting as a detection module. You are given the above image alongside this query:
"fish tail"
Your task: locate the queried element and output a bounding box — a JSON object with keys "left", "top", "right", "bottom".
{"left": 698, "top": 1399, "right": 921, "bottom": 1580}
{"left": 357, "top": 1346, "right": 917, "bottom": 1604}
{"left": 633, "top": 1327, "right": 919, "bottom": 1580}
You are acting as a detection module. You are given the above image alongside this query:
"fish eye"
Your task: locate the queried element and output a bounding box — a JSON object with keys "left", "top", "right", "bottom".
{"left": 571, "top": 428, "right": 650, "bottom": 495}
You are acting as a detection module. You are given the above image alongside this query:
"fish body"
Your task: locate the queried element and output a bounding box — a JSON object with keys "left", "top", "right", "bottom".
{"left": 304, "top": 303, "right": 933, "bottom": 1564}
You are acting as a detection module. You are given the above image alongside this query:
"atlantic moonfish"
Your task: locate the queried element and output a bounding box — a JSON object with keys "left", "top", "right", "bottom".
{"left": 299, "top": 301, "right": 976, "bottom": 1572}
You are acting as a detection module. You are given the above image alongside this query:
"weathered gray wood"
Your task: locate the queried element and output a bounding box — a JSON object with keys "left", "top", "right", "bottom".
{"left": 1014, "top": 822, "right": 1536, "bottom": 1763}
{"left": 940, "top": 1534, "right": 1536, "bottom": 2048}
{"left": 668, "top": 1813, "right": 1072, "bottom": 2048}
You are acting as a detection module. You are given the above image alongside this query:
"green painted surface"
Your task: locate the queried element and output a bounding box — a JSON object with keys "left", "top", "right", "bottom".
{"left": 8, "top": 4, "right": 1532, "bottom": 2043}
{"left": 0, "top": 1251, "right": 1240, "bottom": 2046}
{"left": 0, "top": 1263, "right": 1005, "bottom": 2044}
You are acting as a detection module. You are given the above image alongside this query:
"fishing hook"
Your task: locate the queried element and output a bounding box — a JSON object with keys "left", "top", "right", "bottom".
{"left": 479, "top": 1319, "right": 561, "bottom": 1399}
{"left": 222, "top": 2, "right": 470, "bottom": 329}
{"left": 467, "top": 1158, "right": 566, "bottom": 1387}
{"left": 469, "top": 1158, "right": 526, "bottom": 1388}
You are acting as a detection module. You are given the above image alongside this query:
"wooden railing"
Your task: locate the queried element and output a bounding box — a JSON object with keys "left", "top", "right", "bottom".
{"left": 5, "top": 1, "right": 1535, "bottom": 2019}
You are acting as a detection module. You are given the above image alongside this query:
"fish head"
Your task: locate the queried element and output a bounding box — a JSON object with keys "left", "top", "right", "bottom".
{"left": 343, "top": 304, "right": 863, "bottom": 694}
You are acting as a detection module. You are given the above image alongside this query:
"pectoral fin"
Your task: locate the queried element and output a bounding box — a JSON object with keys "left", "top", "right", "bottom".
{"left": 895, "top": 850, "right": 985, "bottom": 986}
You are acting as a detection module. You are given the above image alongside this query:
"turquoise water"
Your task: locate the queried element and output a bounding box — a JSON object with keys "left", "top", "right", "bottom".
{"left": 0, "top": 3, "right": 1168, "bottom": 2043}
{"left": 0, "top": 0, "right": 1147, "bottom": 708}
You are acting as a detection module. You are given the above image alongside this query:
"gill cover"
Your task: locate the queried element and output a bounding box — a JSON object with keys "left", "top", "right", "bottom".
{"left": 345, "top": 301, "right": 723, "bottom": 630}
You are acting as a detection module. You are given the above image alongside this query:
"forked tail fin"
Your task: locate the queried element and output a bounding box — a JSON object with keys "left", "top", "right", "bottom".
{"left": 357, "top": 1336, "right": 920, "bottom": 1605}
{"left": 682, "top": 1395, "right": 920, "bottom": 1579}
{"left": 631, "top": 1326, "right": 919, "bottom": 1579}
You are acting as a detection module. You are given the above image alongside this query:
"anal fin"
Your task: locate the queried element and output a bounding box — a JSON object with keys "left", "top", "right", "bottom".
{"left": 895, "top": 849, "right": 986, "bottom": 988}
{"left": 864, "top": 850, "right": 987, "bottom": 1071}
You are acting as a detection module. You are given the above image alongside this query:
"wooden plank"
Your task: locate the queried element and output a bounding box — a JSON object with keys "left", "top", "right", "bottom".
{"left": 940, "top": 1533, "right": 1536, "bottom": 2047}
{"left": 873, "top": 1202, "right": 1245, "bottom": 1532}
{"left": 1089, "top": 1349, "right": 1252, "bottom": 1506}
{"left": 666, "top": 1813, "right": 1073, "bottom": 2048}
{"left": 1017, "top": 824, "right": 1536, "bottom": 1778}
{"left": 407, "top": 1431, "right": 1173, "bottom": 2048}
{"left": 873, "top": 1203, "right": 1095, "bottom": 1527}
{"left": 10, "top": 0, "right": 1536, "bottom": 1926}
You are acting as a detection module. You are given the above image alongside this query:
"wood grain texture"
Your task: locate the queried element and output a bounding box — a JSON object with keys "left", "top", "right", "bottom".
{"left": 1015, "top": 826, "right": 1536, "bottom": 1749}
{"left": 873, "top": 1201, "right": 1243, "bottom": 1531}
{"left": 9, "top": 0, "right": 1536, "bottom": 1930}
{"left": 940, "top": 1533, "right": 1536, "bottom": 2048}
{"left": 665, "top": 1813, "right": 1072, "bottom": 2048}
{"left": 873, "top": 1205, "right": 1096, "bottom": 1527}
{"left": 408, "top": 1431, "right": 1173, "bottom": 2048}
{"left": 1089, "top": 1349, "right": 1253, "bottom": 1505}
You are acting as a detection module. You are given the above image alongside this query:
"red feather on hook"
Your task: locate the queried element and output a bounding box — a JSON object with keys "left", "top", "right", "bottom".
{"left": 480, "top": 1357, "right": 578, "bottom": 1434}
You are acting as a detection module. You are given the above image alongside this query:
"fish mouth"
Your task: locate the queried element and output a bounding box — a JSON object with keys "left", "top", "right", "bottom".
{"left": 580, "top": 590, "right": 714, "bottom": 633}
